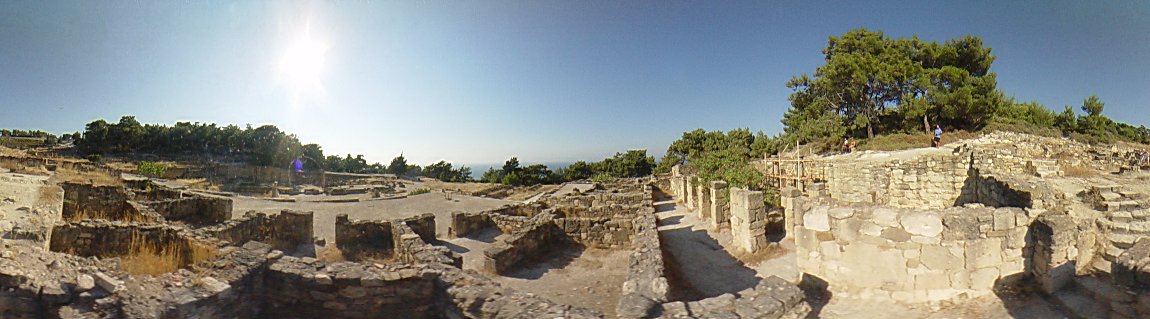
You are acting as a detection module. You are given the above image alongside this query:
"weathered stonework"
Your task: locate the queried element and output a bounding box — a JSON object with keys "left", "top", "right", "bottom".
{"left": 709, "top": 181, "right": 729, "bottom": 230}
{"left": 658, "top": 276, "right": 810, "bottom": 319}
{"left": 730, "top": 187, "right": 768, "bottom": 254}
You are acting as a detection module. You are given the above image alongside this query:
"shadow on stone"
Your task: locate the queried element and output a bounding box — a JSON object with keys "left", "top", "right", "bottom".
{"left": 501, "top": 243, "right": 585, "bottom": 280}
{"left": 798, "top": 273, "right": 831, "bottom": 319}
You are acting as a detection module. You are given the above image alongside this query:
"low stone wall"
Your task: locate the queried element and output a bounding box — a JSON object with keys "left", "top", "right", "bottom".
{"left": 1114, "top": 237, "right": 1150, "bottom": 290}
{"left": 199, "top": 210, "right": 314, "bottom": 255}
{"left": 449, "top": 211, "right": 492, "bottom": 238}
{"left": 616, "top": 207, "right": 669, "bottom": 318}
{"left": 61, "top": 182, "right": 137, "bottom": 220}
{"left": 482, "top": 212, "right": 566, "bottom": 275}
{"left": 137, "top": 195, "right": 232, "bottom": 227}
{"left": 262, "top": 257, "right": 437, "bottom": 319}
{"left": 437, "top": 263, "right": 604, "bottom": 318}
{"left": 397, "top": 213, "right": 437, "bottom": 244}
{"left": 335, "top": 214, "right": 393, "bottom": 260}
{"left": 554, "top": 216, "right": 633, "bottom": 248}
{"left": 793, "top": 203, "right": 1032, "bottom": 302}
{"left": 392, "top": 221, "right": 461, "bottom": 267}
{"left": 47, "top": 220, "right": 218, "bottom": 268}
{"left": 658, "top": 276, "right": 810, "bottom": 319}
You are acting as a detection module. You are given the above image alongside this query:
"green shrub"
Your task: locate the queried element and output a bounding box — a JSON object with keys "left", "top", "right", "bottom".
{"left": 137, "top": 161, "right": 167, "bottom": 178}
{"left": 409, "top": 188, "right": 431, "bottom": 195}
{"left": 590, "top": 173, "right": 614, "bottom": 184}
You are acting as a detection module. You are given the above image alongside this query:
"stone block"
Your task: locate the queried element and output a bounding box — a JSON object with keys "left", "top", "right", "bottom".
{"left": 804, "top": 207, "right": 830, "bottom": 231}
{"left": 872, "top": 208, "right": 899, "bottom": 227}
{"left": 829, "top": 207, "right": 855, "bottom": 219}
{"left": 901, "top": 211, "right": 943, "bottom": 237}
{"left": 970, "top": 267, "right": 1000, "bottom": 289}
{"left": 967, "top": 238, "right": 1004, "bottom": 269}
{"left": 921, "top": 245, "right": 961, "bottom": 271}
{"left": 915, "top": 272, "right": 951, "bottom": 290}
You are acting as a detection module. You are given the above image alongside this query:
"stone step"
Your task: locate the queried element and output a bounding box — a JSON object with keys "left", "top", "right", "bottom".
{"left": 1091, "top": 257, "right": 1112, "bottom": 274}
{"left": 1052, "top": 285, "right": 1111, "bottom": 319}
{"left": 1075, "top": 276, "right": 1136, "bottom": 306}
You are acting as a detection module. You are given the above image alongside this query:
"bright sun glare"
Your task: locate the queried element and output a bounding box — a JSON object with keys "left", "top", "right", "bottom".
{"left": 277, "top": 20, "right": 328, "bottom": 101}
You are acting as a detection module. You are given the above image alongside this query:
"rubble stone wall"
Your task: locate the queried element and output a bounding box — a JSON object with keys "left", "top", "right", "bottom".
{"left": 658, "top": 276, "right": 811, "bottom": 319}
{"left": 199, "top": 210, "right": 314, "bottom": 255}
{"left": 553, "top": 216, "right": 633, "bottom": 248}
{"left": 335, "top": 214, "right": 393, "bottom": 260}
{"left": 61, "top": 182, "right": 139, "bottom": 220}
{"left": 261, "top": 257, "right": 437, "bottom": 319}
{"left": 793, "top": 203, "right": 1033, "bottom": 302}
{"left": 137, "top": 195, "right": 232, "bottom": 227}
{"left": 482, "top": 212, "right": 566, "bottom": 275}
{"left": 449, "top": 211, "right": 492, "bottom": 238}
{"left": 616, "top": 205, "right": 669, "bottom": 318}
{"left": 48, "top": 221, "right": 213, "bottom": 268}
{"left": 391, "top": 221, "right": 461, "bottom": 267}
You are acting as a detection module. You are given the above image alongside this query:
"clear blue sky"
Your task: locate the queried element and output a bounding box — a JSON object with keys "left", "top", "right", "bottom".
{"left": 2, "top": 1, "right": 1148, "bottom": 166}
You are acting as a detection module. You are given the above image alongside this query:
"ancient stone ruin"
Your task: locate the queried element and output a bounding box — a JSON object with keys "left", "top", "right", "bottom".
{"left": 3, "top": 131, "right": 1150, "bottom": 318}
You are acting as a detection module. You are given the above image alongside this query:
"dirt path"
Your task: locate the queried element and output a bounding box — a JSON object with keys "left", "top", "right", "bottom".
{"left": 654, "top": 198, "right": 761, "bottom": 299}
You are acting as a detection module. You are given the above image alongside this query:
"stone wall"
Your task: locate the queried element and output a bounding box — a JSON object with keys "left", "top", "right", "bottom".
{"left": 391, "top": 221, "right": 461, "bottom": 267}
{"left": 335, "top": 214, "right": 393, "bottom": 260}
{"left": 1028, "top": 213, "right": 1082, "bottom": 294}
{"left": 696, "top": 183, "right": 712, "bottom": 221}
{"left": 47, "top": 220, "right": 218, "bottom": 268}
{"left": 554, "top": 216, "right": 633, "bottom": 248}
{"left": 449, "top": 211, "right": 491, "bottom": 238}
{"left": 60, "top": 182, "right": 141, "bottom": 221}
{"left": 730, "top": 187, "right": 768, "bottom": 254}
{"left": 792, "top": 202, "right": 1033, "bottom": 302}
{"left": 616, "top": 207, "right": 669, "bottom": 318}
{"left": 199, "top": 210, "right": 314, "bottom": 255}
{"left": 482, "top": 212, "right": 566, "bottom": 275}
{"left": 136, "top": 195, "right": 232, "bottom": 227}
{"left": 261, "top": 257, "right": 437, "bottom": 319}
{"left": 658, "top": 276, "right": 810, "bottom": 319}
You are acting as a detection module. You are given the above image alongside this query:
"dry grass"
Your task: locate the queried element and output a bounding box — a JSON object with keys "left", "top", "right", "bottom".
{"left": 732, "top": 242, "right": 789, "bottom": 266}
{"left": 66, "top": 209, "right": 155, "bottom": 223}
{"left": 120, "top": 232, "right": 218, "bottom": 276}
{"left": 317, "top": 246, "right": 347, "bottom": 262}
{"left": 1061, "top": 164, "right": 1099, "bottom": 177}
{"left": 50, "top": 167, "right": 122, "bottom": 186}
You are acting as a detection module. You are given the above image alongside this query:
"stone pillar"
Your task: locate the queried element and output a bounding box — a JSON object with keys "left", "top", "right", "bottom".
{"left": 685, "top": 177, "right": 696, "bottom": 210}
{"left": 709, "top": 181, "right": 729, "bottom": 230}
{"left": 697, "top": 183, "right": 711, "bottom": 220}
{"left": 669, "top": 176, "right": 681, "bottom": 202}
{"left": 730, "top": 187, "right": 768, "bottom": 253}
{"left": 1029, "top": 213, "right": 1078, "bottom": 294}
{"left": 779, "top": 187, "right": 803, "bottom": 238}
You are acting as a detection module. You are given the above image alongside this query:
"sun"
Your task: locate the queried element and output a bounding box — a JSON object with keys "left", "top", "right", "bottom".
{"left": 277, "top": 21, "right": 328, "bottom": 98}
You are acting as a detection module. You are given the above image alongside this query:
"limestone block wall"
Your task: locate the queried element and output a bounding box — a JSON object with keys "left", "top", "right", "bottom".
{"left": 793, "top": 204, "right": 1032, "bottom": 302}
{"left": 824, "top": 153, "right": 970, "bottom": 209}
{"left": 397, "top": 213, "right": 437, "bottom": 244}
{"left": 335, "top": 214, "right": 393, "bottom": 260}
{"left": 658, "top": 276, "right": 810, "bottom": 319}
{"left": 1114, "top": 238, "right": 1150, "bottom": 290}
{"left": 709, "top": 181, "right": 729, "bottom": 230}
{"left": 261, "top": 257, "right": 437, "bottom": 319}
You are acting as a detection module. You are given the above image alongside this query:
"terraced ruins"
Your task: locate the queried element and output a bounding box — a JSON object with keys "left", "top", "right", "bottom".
{"left": 2, "top": 131, "right": 1150, "bottom": 318}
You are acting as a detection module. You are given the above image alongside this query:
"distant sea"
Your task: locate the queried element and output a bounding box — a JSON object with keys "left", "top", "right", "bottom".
{"left": 464, "top": 162, "right": 574, "bottom": 180}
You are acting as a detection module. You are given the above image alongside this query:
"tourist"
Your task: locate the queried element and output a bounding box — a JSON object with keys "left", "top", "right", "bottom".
{"left": 842, "top": 138, "right": 851, "bottom": 154}
{"left": 932, "top": 125, "right": 943, "bottom": 148}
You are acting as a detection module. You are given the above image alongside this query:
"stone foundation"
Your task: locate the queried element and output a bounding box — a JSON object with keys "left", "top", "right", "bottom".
{"left": 792, "top": 202, "right": 1032, "bottom": 302}
{"left": 199, "top": 210, "right": 314, "bottom": 255}
{"left": 730, "top": 187, "right": 768, "bottom": 253}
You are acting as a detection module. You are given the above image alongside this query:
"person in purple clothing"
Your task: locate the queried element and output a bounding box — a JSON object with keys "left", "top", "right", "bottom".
{"left": 292, "top": 157, "right": 304, "bottom": 172}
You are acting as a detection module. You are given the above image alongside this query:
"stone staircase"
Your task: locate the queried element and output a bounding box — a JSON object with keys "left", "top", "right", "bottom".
{"left": 1027, "top": 159, "right": 1063, "bottom": 178}
{"left": 1084, "top": 186, "right": 1150, "bottom": 268}
{"left": 1050, "top": 236, "right": 1150, "bottom": 319}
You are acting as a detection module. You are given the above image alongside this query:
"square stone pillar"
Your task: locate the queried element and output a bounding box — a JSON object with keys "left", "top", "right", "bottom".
{"left": 669, "top": 176, "right": 681, "bottom": 202}
{"left": 1029, "top": 213, "right": 1078, "bottom": 294}
{"left": 685, "top": 177, "right": 696, "bottom": 210}
{"left": 710, "top": 181, "right": 729, "bottom": 230}
{"left": 730, "top": 187, "right": 768, "bottom": 253}
{"left": 698, "top": 183, "right": 712, "bottom": 220}
{"left": 779, "top": 187, "right": 803, "bottom": 238}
